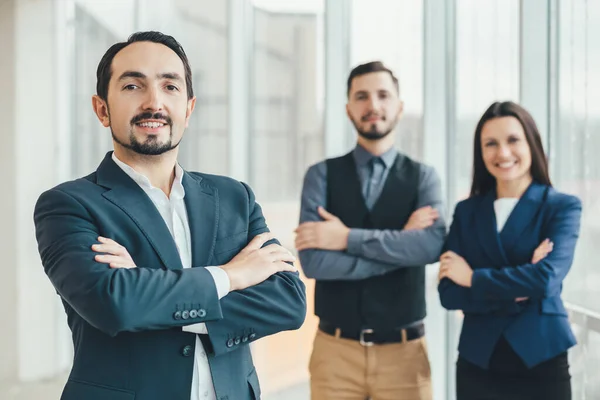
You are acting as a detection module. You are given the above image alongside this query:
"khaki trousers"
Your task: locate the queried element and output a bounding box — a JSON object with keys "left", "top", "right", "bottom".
{"left": 309, "top": 329, "right": 432, "bottom": 400}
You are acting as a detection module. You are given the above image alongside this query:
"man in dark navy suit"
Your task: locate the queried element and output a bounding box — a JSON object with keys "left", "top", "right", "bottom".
{"left": 34, "top": 31, "right": 306, "bottom": 400}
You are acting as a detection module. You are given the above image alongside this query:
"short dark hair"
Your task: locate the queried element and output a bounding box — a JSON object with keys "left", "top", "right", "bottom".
{"left": 347, "top": 61, "right": 399, "bottom": 97}
{"left": 96, "top": 31, "right": 194, "bottom": 101}
{"left": 470, "top": 101, "right": 552, "bottom": 197}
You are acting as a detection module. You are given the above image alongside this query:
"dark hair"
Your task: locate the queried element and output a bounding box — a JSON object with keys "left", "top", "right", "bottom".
{"left": 96, "top": 31, "right": 194, "bottom": 101}
{"left": 470, "top": 101, "right": 552, "bottom": 197}
{"left": 347, "top": 61, "right": 399, "bottom": 97}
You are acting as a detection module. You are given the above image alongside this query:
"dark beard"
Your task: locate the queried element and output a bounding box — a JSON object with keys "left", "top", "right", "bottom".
{"left": 352, "top": 117, "right": 395, "bottom": 141}
{"left": 110, "top": 110, "right": 180, "bottom": 155}
{"left": 111, "top": 129, "right": 180, "bottom": 156}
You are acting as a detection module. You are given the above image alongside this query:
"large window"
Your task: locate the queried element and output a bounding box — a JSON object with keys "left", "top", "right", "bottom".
{"left": 250, "top": 1, "right": 325, "bottom": 202}
{"left": 175, "top": 0, "right": 229, "bottom": 176}
{"left": 71, "top": 5, "right": 120, "bottom": 177}
{"left": 452, "top": 0, "right": 520, "bottom": 202}
{"left": 351, "top": 0, "right": 424, "bottom": 160}
{"left": 447, "top": 2, "right": 520, "bottom": 398}
{"left": 552, "top": 0, "right": 600, "bottom": 397}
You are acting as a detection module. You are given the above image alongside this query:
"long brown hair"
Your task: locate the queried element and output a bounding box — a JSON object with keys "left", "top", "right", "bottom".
{"left": 470, "top": 101, "right": 552, "bottom": 197}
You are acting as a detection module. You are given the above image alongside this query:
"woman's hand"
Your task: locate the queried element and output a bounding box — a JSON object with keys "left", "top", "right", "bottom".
{"left": 515, "top": 238, "right": 554, "bottom": 302}
{"left": 439, "top": 251, "right": 473, "bottom": 287}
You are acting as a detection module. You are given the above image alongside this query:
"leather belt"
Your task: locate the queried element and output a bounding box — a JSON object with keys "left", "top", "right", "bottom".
{"left": 319, "top": 321, "right": 425, "bottom": 346}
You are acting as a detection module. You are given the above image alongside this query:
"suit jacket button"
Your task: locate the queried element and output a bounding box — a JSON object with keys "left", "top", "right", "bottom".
{"left": 226, "top": 339, "right": 234, "bottom": 348}
{"left": 198, "top": 309, "right": 207, "bottom": 318}
{"left": 173, "top": 311, "right": 182, "bottom": 320}
{"left": 249, "top": 333, "right": 256, "bottom": 341}
{"left": 189, "top": 309, "right": 198, "bottom": 318}
{"left": 181, "top": 345, "right": 193, "bottom": 357}
{"left": 181, "top": 310, "right": 190, "bottom": 320}
{"left": 234, "top": 337, "right": 241, "bottom": 345}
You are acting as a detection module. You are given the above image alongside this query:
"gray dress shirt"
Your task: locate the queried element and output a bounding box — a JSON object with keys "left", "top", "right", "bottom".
{"left": 298, "top": 145, "right": 446, "bottom": 281}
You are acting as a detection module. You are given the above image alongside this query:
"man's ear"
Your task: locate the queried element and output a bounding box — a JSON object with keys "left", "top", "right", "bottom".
{"left": 92, "top": 95, "right": 110, "bottom": 127}
{"left": 185, "top": 96, "right": 197, "bottom": 128}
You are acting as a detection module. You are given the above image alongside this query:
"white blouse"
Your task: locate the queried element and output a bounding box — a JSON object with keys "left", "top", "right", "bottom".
{"left": 494, "top": 198, "right": 519, "bottom": 232}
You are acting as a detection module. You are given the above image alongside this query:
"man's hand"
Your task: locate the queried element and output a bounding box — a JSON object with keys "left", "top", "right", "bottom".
{"left": 438, "top": 250, "right": 473, "bottom": 287}
{"left": 92, "top": 236, "right": 137, "bottom": 268}
{"left": 404, "top": 206, "right": 439, "bottom": 231}
{"left": 515, "top": 238, "right": 554, "bottom": 302}
{"left": 294, "top": 206, "right": 350, "bottom": 251}
{"left": 220, "top": 232, "right": 297, "bottom": 291}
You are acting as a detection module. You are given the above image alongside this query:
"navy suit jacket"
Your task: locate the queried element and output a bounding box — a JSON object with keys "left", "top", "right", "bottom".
{"left": 34, "top": 152, "right": 306, "bottom": 400}
{"left": 438, "top": 181, "right": 581, "bottom": 369}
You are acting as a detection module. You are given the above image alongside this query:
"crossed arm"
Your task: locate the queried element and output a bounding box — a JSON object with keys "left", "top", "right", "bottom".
{"left": 438, "top": 197, "right": 581, "bottom": 313}
{"left": 35, "top": 187, "right": 306, "bottom": 355}
{"left": 296, "top": 162, "right": 446, "bottom": 280}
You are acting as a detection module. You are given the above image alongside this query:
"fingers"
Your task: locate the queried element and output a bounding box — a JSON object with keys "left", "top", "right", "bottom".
{"left": 95, "top": 254, "right": 135, "bottom": 268}
{"left": 295, "top": 234, "right": 316, "bottom": 250}
{"left": 317, "top": 206, "right": 337, "bottom": 221}
{"left": 244, "top": 232, "right": 274, "bottom": 252}
{"left": 440, "top": 251, "right": 457, "bottom": 261}
{"left": 274, "top": 261, "right": 298, "bottom": 273}
{"left": 531, "top": 239, "right": 554, "bottom": 263}
{"left": 261, "top": 244, "right": 297, "bottom": 263}
{"left": 92, "top": 243, "right": 128, "bottom": 257}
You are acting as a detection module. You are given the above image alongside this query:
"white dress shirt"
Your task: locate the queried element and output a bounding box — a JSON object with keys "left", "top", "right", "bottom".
{"left": 494, "top": 197, "right": 519, "bottom": 232}
{"left": 112, "top": 153, "right": 230, "bottom": 400}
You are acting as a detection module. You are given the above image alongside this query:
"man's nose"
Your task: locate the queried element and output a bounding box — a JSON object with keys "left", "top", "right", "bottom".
{"left": 366, "top": 96, "right": 379, "bottom": 111}
{"left": 141, "top": 86, "right": 164, "bottom": 111}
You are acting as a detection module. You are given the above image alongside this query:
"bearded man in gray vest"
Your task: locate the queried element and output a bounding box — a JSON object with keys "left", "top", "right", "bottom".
{"left": 295, "top": 61, "right": 446, "bottom": 400}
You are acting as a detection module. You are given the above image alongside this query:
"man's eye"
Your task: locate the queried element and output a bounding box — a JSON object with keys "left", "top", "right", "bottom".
{"left": 166, "top": 85, "right": 179, "bottom": 91}
{"left": 124, "top": 84, "right": 138, "bottom": 90}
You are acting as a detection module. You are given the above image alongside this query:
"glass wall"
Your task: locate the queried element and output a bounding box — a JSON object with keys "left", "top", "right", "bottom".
{"left": 551, "top": 0, "right": 600, "bottom": 397}
{"left": 250, "top": 3, "right": 325, "bottom": 202}
{"left": 351, "top": 0, "right": 424, "bottom": 160}
{"left": 175, "top": 0, "right": 230, "bottom": 176}
{"left": 447, "top": 1, "right": 520, "bottom": 398}
{"left": 452, "top": 0, "right": 520, "bottom": 202}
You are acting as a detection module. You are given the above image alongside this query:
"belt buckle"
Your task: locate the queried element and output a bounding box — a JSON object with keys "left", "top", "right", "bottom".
{"left": 359, "top": 328, "right": 374, "bottom": 347}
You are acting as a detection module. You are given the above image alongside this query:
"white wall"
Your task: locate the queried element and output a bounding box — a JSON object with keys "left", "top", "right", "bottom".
{"left": 0, "top": 0, "right": 18, "bottom": 384}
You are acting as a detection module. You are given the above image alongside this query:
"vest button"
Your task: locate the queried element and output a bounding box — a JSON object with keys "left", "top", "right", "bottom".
{"left": 181, "top": 345, "right": 193, "bottom": 357}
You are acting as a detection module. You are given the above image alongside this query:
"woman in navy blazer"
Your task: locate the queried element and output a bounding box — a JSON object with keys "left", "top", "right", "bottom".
{"left": 438, "top": 101, "right": 581, "bottom": 400}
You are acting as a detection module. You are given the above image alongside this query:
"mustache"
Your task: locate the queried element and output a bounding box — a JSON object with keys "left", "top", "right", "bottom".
{"left": 130, "top": 112, "right": 173, "bottom": 126}
{"left": 361, "top": 112, "right": 385, "bottom": 122}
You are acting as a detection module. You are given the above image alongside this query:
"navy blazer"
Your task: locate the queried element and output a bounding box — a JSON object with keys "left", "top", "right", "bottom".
{"left": 34, "top": 152, "right": 306, "bottom": 400}
{"left": 438, "top": 181, "right": 581, "bottom": 369}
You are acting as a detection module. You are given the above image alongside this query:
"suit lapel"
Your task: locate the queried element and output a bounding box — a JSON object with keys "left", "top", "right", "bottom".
{"left": 97, "top": 153, "right": 184, "bottom": 270}
{"left": 475, "top": 190, "right": 510, "bottom": 266}
{"left": 499, "top": 182, "right": 547, "bottom": 253}
{"left": 182, "top": 172, "right": 219, "bottom": 267}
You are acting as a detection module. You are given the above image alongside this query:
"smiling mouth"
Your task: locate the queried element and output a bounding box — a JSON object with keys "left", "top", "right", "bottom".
{"left": 496, "top": 161, "right": 517, "bottom": 169}
{"left": 136, "top": 121, "right": 166, "bottom": 129}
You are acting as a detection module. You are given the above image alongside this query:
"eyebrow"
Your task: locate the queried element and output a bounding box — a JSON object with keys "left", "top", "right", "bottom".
{"left": 117, "top": 71, "right": 184, "bottom": 82}
{"left": 353, "top": 89, "right": 390, "bottom": 97}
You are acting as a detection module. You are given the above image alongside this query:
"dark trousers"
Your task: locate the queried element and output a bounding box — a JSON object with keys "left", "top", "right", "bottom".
{"left": 457, "top": 336, "right": 571, "bottom": 400}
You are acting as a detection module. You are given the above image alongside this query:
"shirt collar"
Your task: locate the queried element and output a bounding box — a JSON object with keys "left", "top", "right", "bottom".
{"left": 111, "top": 152, "right": 185, "bottom": 200}
{"left": 352, "top": 144, "right": 398, "bottom": 169}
